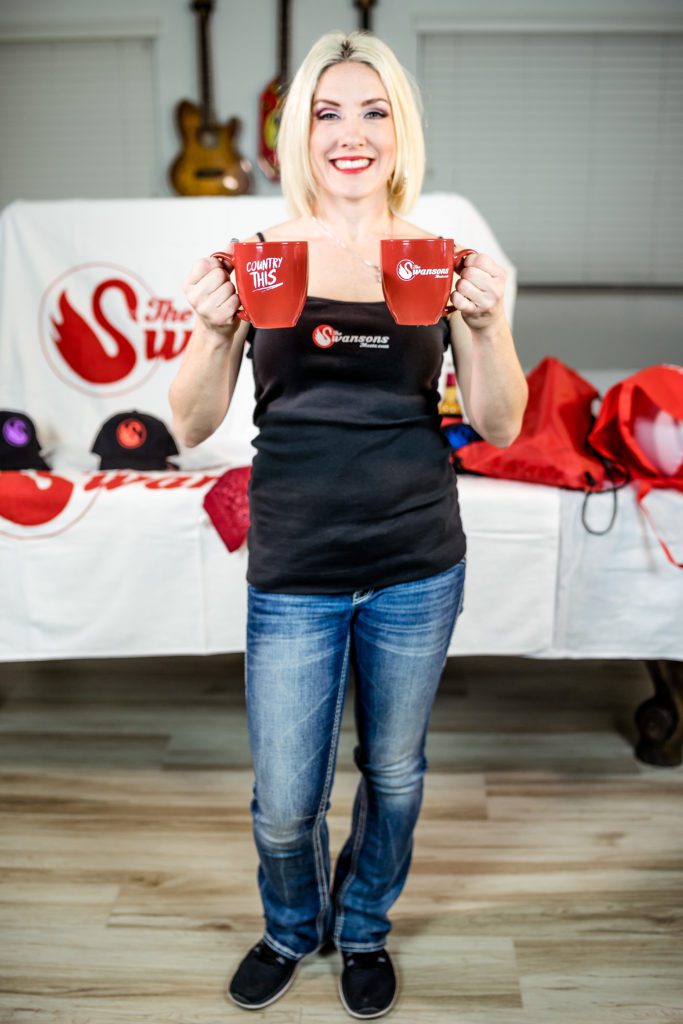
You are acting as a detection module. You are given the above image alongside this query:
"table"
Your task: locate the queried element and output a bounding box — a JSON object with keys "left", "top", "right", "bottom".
{"left": 1, "top": 467, "right": 681, "bottom": 663}
{"left": 1, "top": 196, "right": 681, "bottom": 765}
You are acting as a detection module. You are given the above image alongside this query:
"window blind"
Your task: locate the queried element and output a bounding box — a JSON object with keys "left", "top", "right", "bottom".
{"left": 0, "top": 37, "right": 158, "bottom": 209}
{"left": 419, "top": 32, "right": 683, "bottom": 286}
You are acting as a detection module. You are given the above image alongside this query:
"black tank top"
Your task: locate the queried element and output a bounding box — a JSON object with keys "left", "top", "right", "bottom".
{"left": 243, "top": 243, "right": 466, "bottom": 592}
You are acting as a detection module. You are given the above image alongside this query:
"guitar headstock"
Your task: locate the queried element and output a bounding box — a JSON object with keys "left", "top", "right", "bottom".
{"left": 354, "top": 0, "right": 377, "bottom": 31}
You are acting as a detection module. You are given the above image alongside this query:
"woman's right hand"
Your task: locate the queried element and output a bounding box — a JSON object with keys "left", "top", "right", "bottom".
{"left": 183, "top": 256, "right": 242, "bottom": 338}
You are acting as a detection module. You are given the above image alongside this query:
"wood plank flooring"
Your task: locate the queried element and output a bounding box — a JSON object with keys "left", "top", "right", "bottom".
{"left": 0, "top": 654, "right": 682, "bottom": 1023}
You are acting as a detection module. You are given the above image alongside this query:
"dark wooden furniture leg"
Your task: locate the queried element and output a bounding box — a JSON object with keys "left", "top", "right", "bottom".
{"left": 635, "top": 660, "right": 683, "bottom": 767}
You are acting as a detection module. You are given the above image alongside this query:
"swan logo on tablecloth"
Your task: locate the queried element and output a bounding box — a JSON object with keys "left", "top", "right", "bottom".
{"left": 0, "top": 470, "right": 223, "bottom": 540}
{"left": 38, "top": 263, "right": 195, "bottom": 397}
{"left": 0, "top": 471, "right": 99, "bottom": 538}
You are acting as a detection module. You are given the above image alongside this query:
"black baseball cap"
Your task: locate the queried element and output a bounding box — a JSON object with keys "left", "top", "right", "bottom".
{"left": 0, "top": 410, "right": 50, "bottom": 470}
{"left": 91, "top": 410, "right": 179, "bottom": 470}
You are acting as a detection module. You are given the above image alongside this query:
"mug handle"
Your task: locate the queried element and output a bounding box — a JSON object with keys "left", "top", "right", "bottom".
{"left": 210, "top": 249, "right": 249, "bottom": 321}
{"left": 443, "top": 247, "right": 478, "bottom": 316}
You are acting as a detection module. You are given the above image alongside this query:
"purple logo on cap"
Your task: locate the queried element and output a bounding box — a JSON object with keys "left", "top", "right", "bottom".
{"left": 2, "top": 417, "right": 31, "bottom": 448}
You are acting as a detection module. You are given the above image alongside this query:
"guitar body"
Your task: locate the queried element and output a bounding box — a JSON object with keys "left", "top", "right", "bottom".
{"left": 170, "top": 99, "right": 251, "bottom": 196}
{"left": 169, "top": 1, "right": 252, "bottom": 197}
{"left": 258, "top": 77, "right": 282, "bottom": 181}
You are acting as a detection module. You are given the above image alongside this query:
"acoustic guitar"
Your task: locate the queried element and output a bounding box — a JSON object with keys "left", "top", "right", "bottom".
{"left": 170, "top": 0, "right": 252, "bottom": 196}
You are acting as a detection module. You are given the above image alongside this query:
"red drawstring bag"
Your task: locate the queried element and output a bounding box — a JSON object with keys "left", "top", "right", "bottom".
{"left": 455, "top": 356, "right": 621, "bottom": 491}
{"left": 587, "top": 364, "right": 683, "bottom": 567}
{"left": 203, "top": 465, "right": 251, "bottom": 551}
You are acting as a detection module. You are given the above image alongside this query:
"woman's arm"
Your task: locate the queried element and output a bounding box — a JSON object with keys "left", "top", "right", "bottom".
{"left": 168, "top": 254, "right": 250, "bottom": 448}
{"left": 448, "top": 253, "right": 528, "bottom": 448}
{"left": 169, "top": 316, "right": 249, "bottom": 448}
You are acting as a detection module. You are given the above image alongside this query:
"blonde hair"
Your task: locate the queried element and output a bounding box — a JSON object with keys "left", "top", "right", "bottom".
{"left": 276, "top": 31, "right": 425, "bottom": 218}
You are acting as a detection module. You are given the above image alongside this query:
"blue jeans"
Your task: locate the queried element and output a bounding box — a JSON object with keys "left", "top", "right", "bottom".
{"left": 244, "top": 557, "right": 466, "bottom": 960}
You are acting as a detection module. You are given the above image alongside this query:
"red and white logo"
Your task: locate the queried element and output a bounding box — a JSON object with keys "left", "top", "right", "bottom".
{"left": 313, "top": 324, "right": 337, "bottom": 348}
{"left": 396, "top": 258, "right": 448, "bottom": 282}
{"left": 397, "top": 259, "right": 417, "bottom": 281}
{"left": 39, "top": 262, "right": 195, "bottom": 396}
{"left": 116, "top": 419, "right": 147, "bottom": 449}
{"left": 0, "top": 471, "right": 101, "bottom": 539}
{"left": 312, "top": 323, "right": 390, "bottom": 350}
{"left": 0, "top": 470, "right": 222, "bottom": 540}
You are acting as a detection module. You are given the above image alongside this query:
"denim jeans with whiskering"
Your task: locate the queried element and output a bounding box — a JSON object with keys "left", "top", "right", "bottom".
{"left": 244, "top": 557, "right": 466, "bottom": 960}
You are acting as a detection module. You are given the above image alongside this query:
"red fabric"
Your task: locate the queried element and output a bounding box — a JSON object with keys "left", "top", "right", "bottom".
{"left": 588, "top": 364, "right": 683, "bottom": 492}
{"left": 202, "top": 465, "right": 251, "bottom": 552}
{"left": 587, "top": 364, "right": 683, "bottom": 567}
{"left": 456, "top": 356, "right": 609, "bottom": 490}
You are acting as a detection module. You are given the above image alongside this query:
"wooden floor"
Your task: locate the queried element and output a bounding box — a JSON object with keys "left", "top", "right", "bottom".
{"left": 0, "top": 654, "right": 682, "bottom": 1024}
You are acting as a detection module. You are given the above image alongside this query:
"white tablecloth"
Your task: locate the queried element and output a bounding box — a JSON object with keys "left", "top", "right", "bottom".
{"left": 1, "top": 467, "right": 681, "bottom": 662}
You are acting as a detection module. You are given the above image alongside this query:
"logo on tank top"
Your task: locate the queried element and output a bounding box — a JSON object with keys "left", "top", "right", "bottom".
{"left": 312, "top": 324, "right": 390, "bottom": 350}
{"left": 312, "top": 324, "right": 336, "bottom": 348}
{"left": 396, "top": 258, "right": 449, "bottom": 282}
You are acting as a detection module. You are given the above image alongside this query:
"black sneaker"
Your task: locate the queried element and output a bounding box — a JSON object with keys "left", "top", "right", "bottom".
{"left": 339, "top": 948, "right": 398, "bottom": 1019}
{"left": 318, "top": 934, "right": 337, "bottom": 957}
{"left": 228, "top": 939, "right": 298, "bottom": 1010}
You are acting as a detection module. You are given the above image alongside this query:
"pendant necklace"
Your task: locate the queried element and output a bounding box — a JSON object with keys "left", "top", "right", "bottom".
{"left": 311, "top": 214, "right": 393, "bottom": 284}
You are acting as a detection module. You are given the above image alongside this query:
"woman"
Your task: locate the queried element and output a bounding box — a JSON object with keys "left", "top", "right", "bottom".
{"left": 170, "top": 30, "right": 528, "bottom": 1019}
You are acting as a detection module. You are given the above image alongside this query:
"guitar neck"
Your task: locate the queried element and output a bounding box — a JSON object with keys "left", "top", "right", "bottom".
{"left": 196, "top": 1, "right": 216, "bottom": 128}
{"left": 354, "top": 0, "right": 377, "bottom": 32}
{"left": 278, "top": 0, "right": 291, "bottom": 85}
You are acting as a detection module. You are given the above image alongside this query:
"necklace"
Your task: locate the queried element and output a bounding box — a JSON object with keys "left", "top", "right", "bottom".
{"left": 311, "top": 215, "right": 393, "bottom": 283}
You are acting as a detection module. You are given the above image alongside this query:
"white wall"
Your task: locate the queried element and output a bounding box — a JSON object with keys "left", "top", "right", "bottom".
{"left": 1, "top": 0, "right": 681, "bottom": 372}
{"left": 0, "top": 0, "right": 356, "bottom": 199}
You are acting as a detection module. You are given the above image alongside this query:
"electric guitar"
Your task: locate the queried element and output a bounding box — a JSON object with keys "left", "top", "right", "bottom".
{"left": 258, "top": 0, "right": 291, "bottom": 182}
{"left": 170, "top": 0, "right": 252, "bottom": 196}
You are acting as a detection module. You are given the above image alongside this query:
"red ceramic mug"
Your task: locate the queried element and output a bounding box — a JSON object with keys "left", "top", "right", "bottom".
{"left": 380, "top": 238, "right": 478, "bottom": 326}
{"left": 210, "top": 240, "right": 308, "bottom": 328}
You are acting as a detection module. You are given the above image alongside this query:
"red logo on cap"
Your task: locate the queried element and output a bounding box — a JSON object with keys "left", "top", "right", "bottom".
{"left": 116, "top": 419, "right": 147, "bottom": 449}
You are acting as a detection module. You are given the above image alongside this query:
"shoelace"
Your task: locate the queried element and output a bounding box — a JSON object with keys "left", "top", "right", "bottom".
{"left": 345, "top": 951, "right": 388, "bottom": 969}
{"left": 257, "top": 942, "right": 291, "bottom": 967}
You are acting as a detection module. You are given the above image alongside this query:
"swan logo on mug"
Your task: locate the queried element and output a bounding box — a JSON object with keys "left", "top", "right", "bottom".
{"left": 396, "top": 259, "right": 448, "bottom": 282}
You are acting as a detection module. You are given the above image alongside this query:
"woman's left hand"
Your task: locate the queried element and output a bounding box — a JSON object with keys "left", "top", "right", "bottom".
{"left": 450, "top": 252, "right": 507, "bottom": 331}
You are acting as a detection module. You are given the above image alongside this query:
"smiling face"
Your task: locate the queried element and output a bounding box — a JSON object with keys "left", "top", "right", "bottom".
{"left": 309, "top": 61, "right": 396, "bottom": 206}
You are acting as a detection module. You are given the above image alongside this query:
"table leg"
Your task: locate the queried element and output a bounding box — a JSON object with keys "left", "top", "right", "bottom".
{"left": 635, "top": 660, "right": 683, "bottom": 767}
